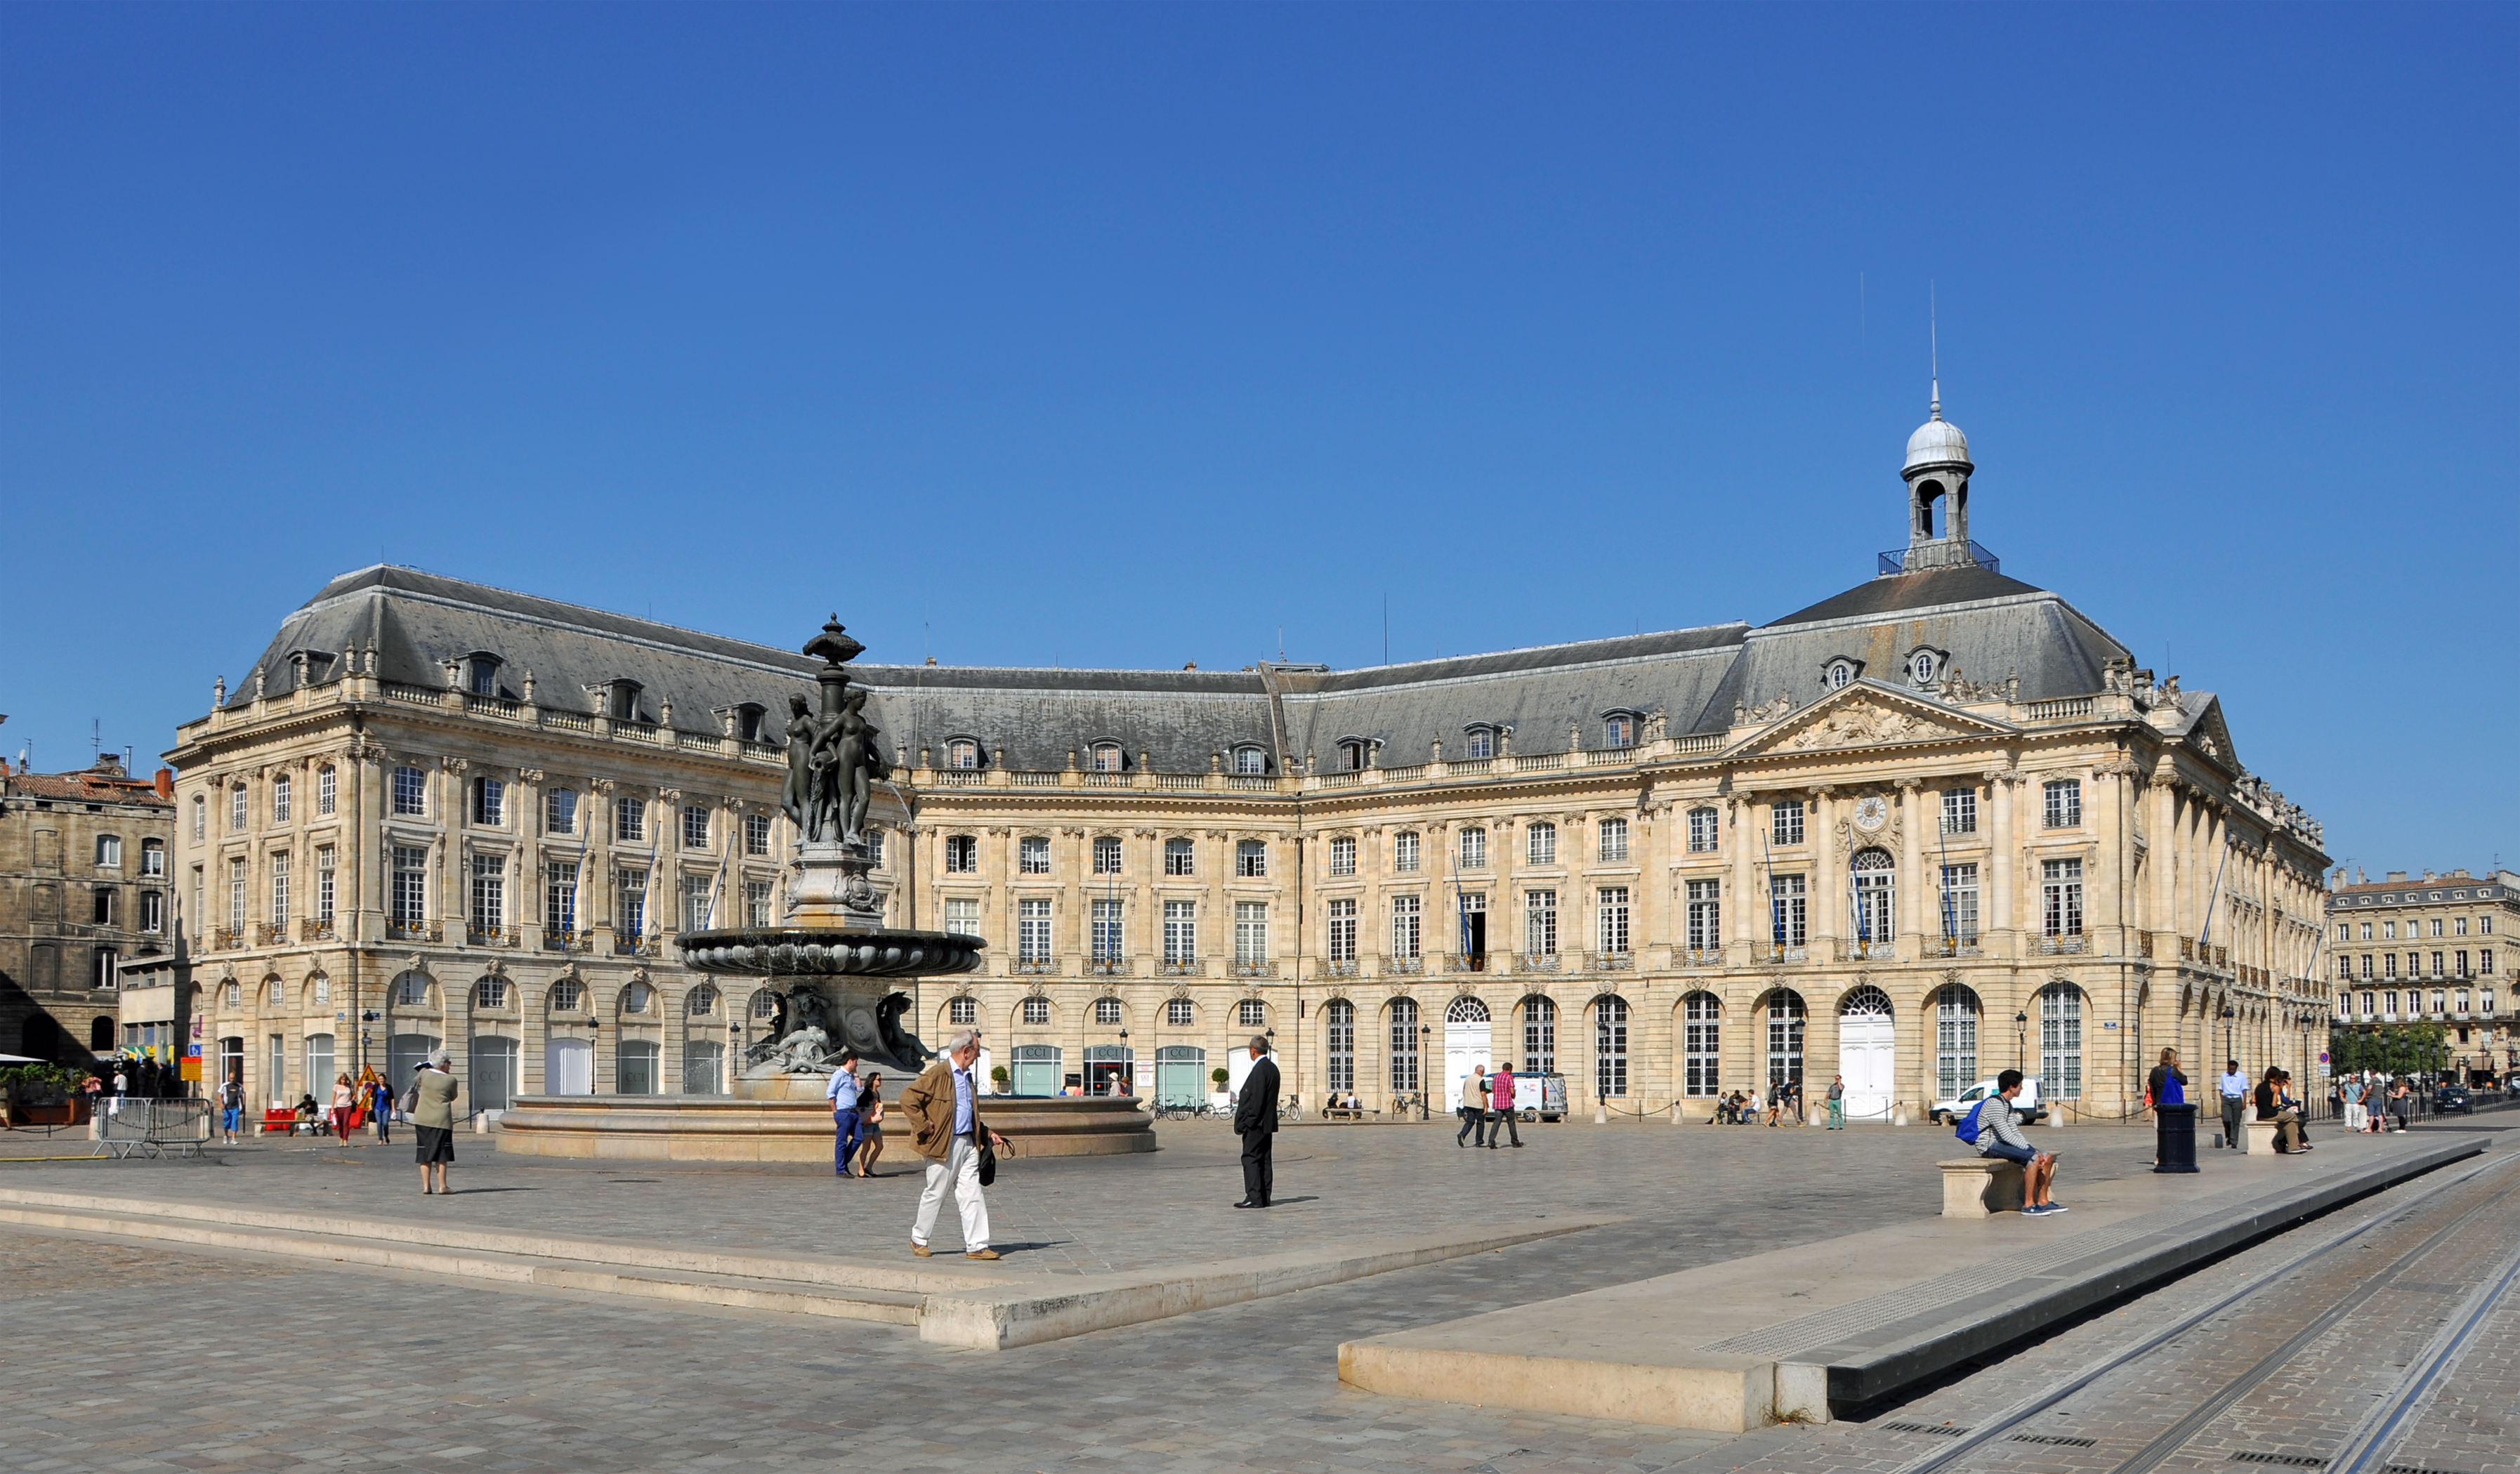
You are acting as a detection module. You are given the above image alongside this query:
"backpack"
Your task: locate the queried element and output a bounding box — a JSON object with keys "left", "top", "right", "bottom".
{"left": 1954, "top": 1098, "right": 1989, "bottom": 1146}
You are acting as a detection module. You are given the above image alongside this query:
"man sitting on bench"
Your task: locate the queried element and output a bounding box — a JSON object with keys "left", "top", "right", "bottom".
{"left": 1976, "top": 1069, "right": 2063, "bottom": 1216}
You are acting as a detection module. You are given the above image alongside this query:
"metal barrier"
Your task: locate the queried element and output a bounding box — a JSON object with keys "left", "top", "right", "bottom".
{"left": 93, "top": 1098, "right": 214, "bottom": 1159}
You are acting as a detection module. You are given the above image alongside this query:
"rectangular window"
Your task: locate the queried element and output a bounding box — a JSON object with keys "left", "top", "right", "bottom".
{"left": 744, "top": 813, "right": 771, "bottom": 855}
{"left": 1942, "top": 788, "right": 1977, "bottom": 835}
{"left": 139, "top": 890, "right": 166, "bottom": 933}
{"left": 229, "top": 857, "right": 249, "bottom": 931}
{"left": 473, "top": 777, "right": 504, "bottom": 827}
{"left": 269, "top": 852, "right": 290, "bottom": 928}
{"left": 1327, "top": 897, "right": 1358, "bottom": 963}
{"left": 317, "top": 766, "right": 336, "bottom": 816}
{"left": 945, "top": 897, "right": 978, "bottom": 937}
{"left": 546, "top": 860, "right": 579, "bottom": 934}
{"left": 2455, "top": 916, "right": 2469, "bottom": 936}
{"left": 1524, "top": 1001, "right": 1556, "bottom": 1077}
{"left": 1527, "top": 824, "right": 1556, "bottom": 865}
{"left": 2042, "top": 858, "right": 2085, "bottom": 936}
{"left": 1597, "top": 886, "right": 1630, "bottom": 954}
{"left": 1092, "top": 836, "right": 1122, "bottom": 875}
{"left": 1687, "top": 807, "right": 1719, "bottom": 853}
{"left": 2384, "top": 921, "right": 2398, "bottom": 940}
{"left": 1457, "top": 829, "right": 1486, "bottom": 870}
{"left": 390, "top": 846, "right": 426, "bottom": 925}
{"left": 945, "top": 835, "right": 978, "bottom": 873}
{"left": 2384, "top": 954, "right": 2398, "bottom": 978}
{"left": 546, "top": 789, "right": 577, "bottom": 836}
{"left": 139, "top": 839, "right": 163, "bottom": 878}
{"left": 1524, "top": 890, "right": 1557, "bottom": 955}
{"left": 615, "top": 798, "right": 645, "bottom": 843}
{"left": 391, "top": 767, "right": 426, "bottom": 817}
{"left": 1391, "top": 894, "right": 1422, "bottom": 959}
{"left": 2432, "top": 951, "right": 2446, "bottom": 978}
{"left": 747, "top": 880, "right": 775, "bottom": 928}
{"left": 192, "top": 798, "right": 205, "bottom": 840}
{"left": 231, "top": 784, "right": 249, "bottom": 830}
{"left": 2431, "top": 918, "right": 2444, "bottom": 937}
{"left": 93, "top": 888, "right": 114, "bottom": 927}
{"left": 1164, "top": 838, "right": 1195, "bottom": 876}
{"left": 1162, "top": 900, "right": 1196, "bottom": 964}
{"left": 1940, "top": 862, "right": 1981, "bottom": 942}
{"left": 1234, "top": 902, "right": 1268, "bottom": 965}
{"left": 1328, "top": 836, "right": 1356, "bottom": 876}
{"left": 1393, "top": 832, "right": 1420, "bottom": 873}
{"left": 683, "top": 874, "right": 712, "bottom": 931}
{"left": 1771, "top": 800, "right": 1804, "bottom": 846}
{"left": 1389, "top": 1004, "right": 1420, "bottom": 1095}
{"left": 471, "top": 855, "right": 505, "bottom": 930}
{"left": 2481, "top": 947, "right": 2494, "bottom": 975}
{"left": 2360, "top": 921, "right": 2373, "bottom": 940}
{"left": 1091, "top": 897, "right": 1124, "bottom": 962}
{"left": 616, "top": 869, "right": 648, "bottom": 938}
{"left": 1237, "top": 839, "right": 1268, "bottom": 877}
{"left": 1019, "top": 836, "right": 1051, "bottom": 874}
{"left": 271, "top": 775, "right": 291, "bottom": 825}
{"left": 1018, "top": 898, "right": 1052, "bottom": 962}
{"left": 2043, "top": 779, "right": 2082, "bottom": 829}
{"left": 1597, "top": 818, "right": 1629, "bottom": 863}
{"left": 2457, "top": 950, "right": 2471, "bottom": 978}
{"left": 96, "top": 834, "right": 123, "bottom": 869}
{"left": 1686, "top": 879, "right": 1721, "bottom": 949}
{"left": 683, "top": 805, "right": 710, "bottom": 850}
{"left": 1769, "top": 874, "right": 1806, "bottom": 947}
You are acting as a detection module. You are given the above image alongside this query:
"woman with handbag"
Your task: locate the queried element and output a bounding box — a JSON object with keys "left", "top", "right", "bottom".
{"left": 855, "top": 1072, "right": 888, "bottom": 1178}
{"left": 328, "top": 1073, "right": 360, "bottom": 1145}
{"left": 409, "top": 1049, "right": 461, "bottom": 1195}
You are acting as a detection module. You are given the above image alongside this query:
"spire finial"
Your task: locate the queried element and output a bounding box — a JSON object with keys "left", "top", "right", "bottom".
{"left": 1929, "top": 282, "right": 1941, "bottom": 420}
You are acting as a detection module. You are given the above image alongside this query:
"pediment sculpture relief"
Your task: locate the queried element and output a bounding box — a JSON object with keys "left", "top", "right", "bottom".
{"left": 1781, "top": 698, "right": 1958, "bottom": 751}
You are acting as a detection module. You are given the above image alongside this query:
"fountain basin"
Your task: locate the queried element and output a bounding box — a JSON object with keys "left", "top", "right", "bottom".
{"left": 676, "top": 927, "right": 985, "bottom": 979}
{"left": 493, "top": 1093, "right": 1157, "bottom": 1162}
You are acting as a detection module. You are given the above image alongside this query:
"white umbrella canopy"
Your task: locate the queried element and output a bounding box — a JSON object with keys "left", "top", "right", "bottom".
{"left": 0, "top": 1053, "right": 47, "bottom": 1065}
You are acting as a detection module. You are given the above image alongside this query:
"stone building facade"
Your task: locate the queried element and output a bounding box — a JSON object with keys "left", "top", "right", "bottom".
{"left": 0, "top": 755, "right": 179, "bottom": 1065}
{"left": 2326, "top": 867, "right": 2516, "bottom": 1081}
{"left": 174, "top": 401, "right": 2335, "bottom": 1118}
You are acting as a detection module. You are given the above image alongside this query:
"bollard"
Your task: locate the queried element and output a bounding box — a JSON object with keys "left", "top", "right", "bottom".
{"left": 1892, "top": 1101, "right": 1910, "bottom": 1127}
{"left": 1593, "top": 1101, "right": 1608, "bottom": 1125}
{"left": 2052, "top": 1103, "right": 2071, "bottom": 1128}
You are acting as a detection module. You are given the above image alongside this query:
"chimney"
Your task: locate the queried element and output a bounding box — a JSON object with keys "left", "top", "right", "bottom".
{"left": 155, "top": 768, "right": 175, "bottom": 801}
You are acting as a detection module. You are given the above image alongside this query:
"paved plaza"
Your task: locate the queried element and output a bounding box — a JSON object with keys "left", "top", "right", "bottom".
{"left": 2, "top": 1116, "right": 2513, "bottom": 1473}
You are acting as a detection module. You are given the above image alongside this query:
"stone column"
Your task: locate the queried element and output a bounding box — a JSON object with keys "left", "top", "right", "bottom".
{"left": 1730, "top": 796, "right": 1756, "bottom": 954}
{"left": 1811, "top": 788, "right": 1837, "bottom": 952}
{"left": 1898, "top": 780, "right": 1926, "bottom": 953}
{"left": 1988, "top": 774, "right": 2015, "bottom": 954}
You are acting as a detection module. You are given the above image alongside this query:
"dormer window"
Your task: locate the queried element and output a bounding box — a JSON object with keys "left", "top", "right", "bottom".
{"left": 1091, "top": 742, "right": 1123, "bottom": 772}
{"left": 1337, "top": 738, "right": 1370, "bottom": 772}
{"left": 1464, "top": 727, "right": 1495, "bottom": 761}
{"left": 1906, "top": 648, "right": 1943, "bottom": 686}
{"left": 1825, "top": 659, "right": 1858, "bottom": 690}
{"left": 1601, "top": 713, "right": 1637, "bottom": 748}
{"left": 1233, "top": 745, "right": 1267, "bottom": 775}
{"left": 603, "top": 680, "right": 643, "bottom": 721}
{"left": 733, "top": 703, "right": 766, "bottom": 743}
{"left": 945, "top": 738, "right": 980, "bottom": 770}
{"left": 467, "top": 656, "right": 501, "bottom": 697}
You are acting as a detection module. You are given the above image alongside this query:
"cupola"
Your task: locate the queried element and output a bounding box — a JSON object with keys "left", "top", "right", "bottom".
{"left": 1898, "top": 381, "right": 1977, "bottom": 570}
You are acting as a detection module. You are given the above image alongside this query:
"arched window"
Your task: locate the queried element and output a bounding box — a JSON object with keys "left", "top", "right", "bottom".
{"left": 949, "top": 995, "right": 978, "bottom": 1026}
{"left": 1445, "top": 995, "right": 1490, "bottom": 1024}
{"left": 1164, "top": 997, "right": 1193, "bottom": 1027}
{"left": 1323, "top": 999, "right": 1355, "bottom": 1093}
{"left": 622, "top": 981, "right": 655, "bottom": 1015}
{"left": 945, "top": 739, "right": 980, "bottom": 770}
{"left": 1851, "top": 848, "right": 1896, "bottom": 946}
{"left": 1935, "top": 985, "right": 1981, "bottom": 1099}
{"left": 1520, "top": 994, "right": 1557, "bottom": 1074}
{"left": 1603, "top": 713, "right": 1635, "bottom": 749}
{"left": 1683, "top": 992, "right": 1721, "bottom": 1096}
{"left": 1091, "top": 742, "right": 1122, "bottom": 772}
{"left": 1464, "top": 727, "right": 1495, "bottom": 761}
{"left": 549, "top": 978, "right": 586, "bottom": 1013}
{"left": 473, "top": 978, "right": 508, "bottom": 1011}
{"left": 747, "top": 988, "right": 777, "bottom": 1021}
{"left": 1389, "top": 997, "right": 1421, "bottom": 1095}
{"left": 686, "top": 983, "right": 718, "bottom": 1018}
{"left": 1526, "top": 822, "right": 1556, "bottom": 865}
{"left": 1238, "top": 999, "right": 1267, "bottom": 1028}
{"left": 1092, "top": 836, "right": 1122, "bottom": 874}
{"left": 1234, "top": 745, "right": 1267, "bottom": 775}
{"left": 1339, "top": 740, "right": 1367, "bottom": 772}
{"left": 266, "top": 978, "right": 286, "bottom": 1010}
{"left": 1765, "top": 989, "right": 1807, "bottom": 1090}
{"left": 1592, "top": 995, "right": 1629, "bottom": 1098}
{"left": 2040, "top": 982, "right": 2085, "bottom": 1099}
{"left": 1908, "top": 649, "right": 1941, "bottom": 686}
{"left": 393, "top": 970, "right": 430, "bottom": 1008}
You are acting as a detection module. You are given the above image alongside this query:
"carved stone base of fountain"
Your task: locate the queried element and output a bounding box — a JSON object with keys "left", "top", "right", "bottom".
{"left": 492, "top": 1093, "right": 1157, "bottom": 1162}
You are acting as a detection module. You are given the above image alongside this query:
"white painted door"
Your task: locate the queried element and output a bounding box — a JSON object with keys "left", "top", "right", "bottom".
{"left": 1228, "top": 1046, "right": 1277, "bottom": 1104}
{"left": 546, "top": 1037, "right": 593, "bottom": 1096}
{"left": 1443, "top": 1020, "right": 1492, "bottom": 1115}
{"left": 1839, "top": 1017, "right": 1894, "bottom": 1123}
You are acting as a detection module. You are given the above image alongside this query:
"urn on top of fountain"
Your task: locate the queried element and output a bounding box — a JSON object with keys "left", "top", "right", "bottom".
{"left": 675, "top": 617, "right": 983, "bottom": 1080}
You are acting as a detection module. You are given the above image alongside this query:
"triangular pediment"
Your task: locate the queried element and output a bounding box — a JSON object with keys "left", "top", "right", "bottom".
{"left": 1733, "top": 680, "right": 2016, "bottom": 758}
{"left": 2184, "top": 695, "right": 2240, "bottom": 770}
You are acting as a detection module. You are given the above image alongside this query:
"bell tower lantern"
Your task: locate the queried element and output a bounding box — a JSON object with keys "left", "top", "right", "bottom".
{"left": 1899, "top": 382, "right": 1976, "bottom": 571}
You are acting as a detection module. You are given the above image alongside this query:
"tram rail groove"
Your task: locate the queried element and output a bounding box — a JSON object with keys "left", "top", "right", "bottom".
{"left": 2325, "top": 1231, "right": 2520, "bottom": 1474}
{"left": 1885, "top": 1153, "right": 2518, "bottom": 1474}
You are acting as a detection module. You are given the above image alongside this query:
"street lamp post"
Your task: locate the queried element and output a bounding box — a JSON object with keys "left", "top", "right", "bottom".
{"left": 2015, "top": 1009, "right": 2030, "bottom": 1073}
{"left": 1419, "top": 1023, "right": 1432, "bottom": 1119}
{"left": 2221, "top": 1003, "right": 2236, "bottom": 1072}
{"left": 1117, "top": 1027, "right": 1130, "bottom": 1097}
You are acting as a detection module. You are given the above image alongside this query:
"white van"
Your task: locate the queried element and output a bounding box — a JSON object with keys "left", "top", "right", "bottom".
{"left": 1931, "top": 1076, "right": 2044, "bottom": 1127}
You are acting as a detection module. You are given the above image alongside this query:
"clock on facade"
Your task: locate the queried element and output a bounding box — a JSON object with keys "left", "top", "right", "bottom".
{"left": 1853, "top": 795, "right": 1889, "bottom": 831}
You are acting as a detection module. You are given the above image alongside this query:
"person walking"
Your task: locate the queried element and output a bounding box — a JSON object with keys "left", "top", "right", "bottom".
{"left": 903, "top": 1031, "right": 1008, "bottom": 1259}
{"left": 366, "top": 1069, "right": 394, "bottom": 1144}
{"left": 1456, "top": 1064, "right": 1488, "bottom": 1147}
{"left": 409, "top": 1048, "right": 460, "bottom": 1195}
{"left": 854, "top": 1072, "right": 888, "bottom": 1178}
{"left": 1825, "top": 1075, "right": 1846, "bottom": 1129}
{"left": 1488, "top": 1061, "right": 1521, "bottom": 1148}
{"left": 2217, "top": 1059, "right": 2249, "bottom": 1150}
{"left": 329, "top": 1072, "right": 360, "bottom": 1145}
{"left": 1232, "top": 1038, "right": 1280, "bottom": 1209}
{"left": 218, "top": 1071, "right": 244, "bottom": 1144}
{"left": 827, "top": 1049, "right": 864, "bottom": 1178}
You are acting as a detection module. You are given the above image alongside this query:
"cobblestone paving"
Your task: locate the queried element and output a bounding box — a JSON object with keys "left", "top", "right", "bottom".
{"left": 1698, "top": 1150, "right": 2520, "bottom": 1474}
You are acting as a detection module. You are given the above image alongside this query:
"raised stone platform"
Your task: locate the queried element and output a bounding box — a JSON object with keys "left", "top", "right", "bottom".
{"left": 1338, "top": 1132, "right": 2490, "bottom": 1430}
{"left": 493, "top": 1092, "right": 1156, "bottom": 1161}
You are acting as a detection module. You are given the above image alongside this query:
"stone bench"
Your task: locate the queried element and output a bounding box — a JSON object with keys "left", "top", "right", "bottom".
{"left": 2245, "top": 1118, "right": 2283, "bottom": 1154}
{"left": 1938, "top": 1157, "right": 2027, "bottom": 1218}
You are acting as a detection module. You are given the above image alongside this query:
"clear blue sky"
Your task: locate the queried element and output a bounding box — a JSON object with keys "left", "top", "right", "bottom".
{"left": 3, "top": 4, "right": 2511, "bottom": 877}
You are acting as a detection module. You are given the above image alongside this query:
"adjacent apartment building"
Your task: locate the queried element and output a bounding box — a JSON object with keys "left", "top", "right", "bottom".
{"left": 2327, "top": 868, "right": 2517, "bottom": 1081}
{"left": 0, "top": 754, "right": 180, "bottom": 1066}
{"left": 174, "top": 397, "right": 2335, "bottom": 1119}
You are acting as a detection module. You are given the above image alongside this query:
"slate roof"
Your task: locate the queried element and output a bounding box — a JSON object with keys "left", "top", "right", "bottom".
{"left": 231, "top": 559, "right": 2139, "bottom": 772}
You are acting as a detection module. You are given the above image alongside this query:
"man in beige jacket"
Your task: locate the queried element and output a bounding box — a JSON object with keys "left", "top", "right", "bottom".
{"left": 900, "top": 1030, "right": 1009, "bottom": 1260}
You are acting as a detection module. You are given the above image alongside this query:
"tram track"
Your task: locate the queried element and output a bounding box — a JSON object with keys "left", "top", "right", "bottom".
{"left": 1889, "top": 1152, "right": 2520, "bottom": 1474}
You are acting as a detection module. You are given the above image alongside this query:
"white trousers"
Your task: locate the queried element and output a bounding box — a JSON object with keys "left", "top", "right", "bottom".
{"left": 912, "top": 1136, "right": 990, "bottom": 1251}
{"left": 2344, "top": 1103, "right": 2368, "bottom": 1133}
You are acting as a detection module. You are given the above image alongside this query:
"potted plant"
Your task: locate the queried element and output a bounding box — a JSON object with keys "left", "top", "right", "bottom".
{"left": 990, "top": 1064, "right": 1010, "bottom": 1095}
{"left": 1210, "top": 1067, "right": 1229, "bottom": 1088}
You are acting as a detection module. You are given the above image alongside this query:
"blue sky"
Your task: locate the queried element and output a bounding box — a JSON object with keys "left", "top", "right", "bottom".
{"left": 3, "top": 4, "right": 2511, "bottom": 876}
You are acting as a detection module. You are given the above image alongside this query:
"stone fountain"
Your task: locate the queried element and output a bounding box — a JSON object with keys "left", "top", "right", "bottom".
{"left": 493, "top": 618, "right": 1153, "bottom": 1162}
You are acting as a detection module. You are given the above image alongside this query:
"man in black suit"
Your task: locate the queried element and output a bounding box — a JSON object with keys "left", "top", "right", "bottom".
{"left": 1232, "top": 1037, "right": 1280, "bottom": 1209}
